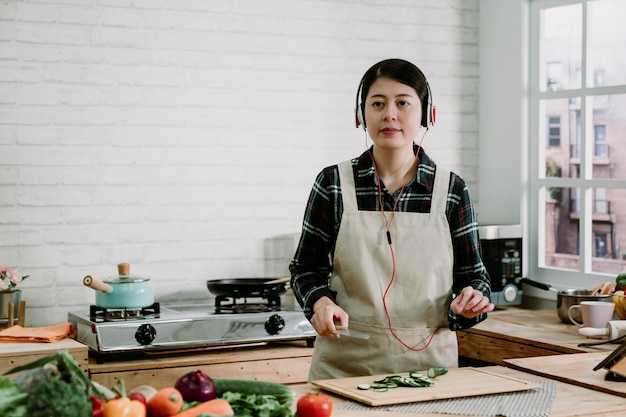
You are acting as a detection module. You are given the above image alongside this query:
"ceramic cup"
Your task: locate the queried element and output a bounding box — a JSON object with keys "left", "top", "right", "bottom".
{"left": 568, "top": 300, "right": 615, "bottom": 328}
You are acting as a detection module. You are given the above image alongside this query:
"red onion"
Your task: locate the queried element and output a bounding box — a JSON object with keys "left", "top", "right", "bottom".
{"left": 174, "top": 370, "right": 216, "bottom": 403}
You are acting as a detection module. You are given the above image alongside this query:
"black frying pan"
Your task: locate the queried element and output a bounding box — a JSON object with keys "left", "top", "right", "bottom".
{"left": 206, "top": 278, "right": 288, "bottom": 299}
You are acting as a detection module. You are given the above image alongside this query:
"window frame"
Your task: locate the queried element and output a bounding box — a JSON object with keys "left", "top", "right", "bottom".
{"left": 528, "top": 0, "right": 626, "bottom": 288}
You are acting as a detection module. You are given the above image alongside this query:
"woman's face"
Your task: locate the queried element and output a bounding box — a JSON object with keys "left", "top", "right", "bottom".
{"left": 364, "top": 77, "right": 422, "bottom": 151}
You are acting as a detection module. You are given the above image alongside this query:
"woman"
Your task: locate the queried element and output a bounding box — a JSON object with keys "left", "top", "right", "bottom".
{"left": 289, "top": 58, "right": 494, "bottom": 381}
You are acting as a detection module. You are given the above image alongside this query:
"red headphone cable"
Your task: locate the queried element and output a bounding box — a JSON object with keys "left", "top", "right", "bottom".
{"left": 365, "top": 129, "right": 440, "bottom": 351}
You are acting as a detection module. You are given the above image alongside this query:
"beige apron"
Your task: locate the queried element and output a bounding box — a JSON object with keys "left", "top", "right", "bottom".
{"left": 308, "top": 160, "right": 458, "bottom": 381}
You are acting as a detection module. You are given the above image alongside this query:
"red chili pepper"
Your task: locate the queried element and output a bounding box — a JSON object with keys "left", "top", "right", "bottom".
{"left": 90, "top": 396, "right": 106, "bottom": 417}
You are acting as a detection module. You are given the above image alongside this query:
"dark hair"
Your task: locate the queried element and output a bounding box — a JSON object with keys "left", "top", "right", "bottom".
{"left": 356, "top": 58, "right": 431, "bottom": 128}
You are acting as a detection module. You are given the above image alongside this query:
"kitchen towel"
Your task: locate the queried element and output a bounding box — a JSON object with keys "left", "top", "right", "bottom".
{"left": 339, "top": 378, "right": 556, "bottom": 417}
{"left": 0, "top": 323, "right": 76, "bottom": 343}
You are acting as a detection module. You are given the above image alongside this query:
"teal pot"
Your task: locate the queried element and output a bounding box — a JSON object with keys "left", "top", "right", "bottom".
{"left": 0, "top": 289, "right": 22, "bottom": 324}
{"left": 83, "top": 272, "right": 154, "bottom": 309}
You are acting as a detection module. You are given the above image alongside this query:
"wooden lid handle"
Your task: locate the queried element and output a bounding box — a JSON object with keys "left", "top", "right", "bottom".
{"left": 118, "top": 263, "right": 130, "bottom": 276}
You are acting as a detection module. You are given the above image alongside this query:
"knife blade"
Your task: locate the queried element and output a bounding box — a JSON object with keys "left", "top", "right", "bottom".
{"left": 334, "top": 325, "right": 370, "bottom": 339}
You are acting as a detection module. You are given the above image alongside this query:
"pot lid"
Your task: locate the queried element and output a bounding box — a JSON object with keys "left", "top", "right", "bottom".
{"left": 103, "top": 274, "right": 151, "bottom": 284}
{"left": 103, "top": 262, "right": 150, "bottom": 283}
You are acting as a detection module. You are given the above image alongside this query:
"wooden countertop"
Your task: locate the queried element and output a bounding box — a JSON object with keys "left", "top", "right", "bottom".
{"left": 457, "top": 307, "right": 615, "bottom": 364}
{"left": 88, "top": 340, "right": 314, "bottom": 387}
{"left": 291, "top": 365, "right": 626, "bottom": 417}
{"left": 88, "top": 340, "right": 313, "bottom": 372}
{"left": 0, "top": 337, "right": 90, "bottom": 375}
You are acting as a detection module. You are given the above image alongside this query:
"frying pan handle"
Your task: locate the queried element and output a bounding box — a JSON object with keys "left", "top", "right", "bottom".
{"left": 519, "top": 278, "right": 552, "bottom": 291}
{"left": 83, "top": 275, "right": 112, "bottom": 293}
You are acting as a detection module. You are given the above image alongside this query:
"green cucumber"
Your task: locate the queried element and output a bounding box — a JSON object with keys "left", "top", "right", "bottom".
{"left": 213, "top": 378, "right": 294, "bottom": 405}
{"left": 427, "top": 367, "right": 448, "bottom": 378}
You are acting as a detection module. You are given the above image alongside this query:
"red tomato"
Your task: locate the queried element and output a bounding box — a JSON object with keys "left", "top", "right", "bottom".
{"left": 296, "top": 392, "right": 333, "bottom": 417}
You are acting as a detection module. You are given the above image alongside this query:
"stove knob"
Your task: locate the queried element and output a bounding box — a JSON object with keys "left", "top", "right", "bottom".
{"left": 135, "top": 323, "right": 156, "bottom": 345}
{"left": 265, "top": 314, "right": 285, "bottom": 335}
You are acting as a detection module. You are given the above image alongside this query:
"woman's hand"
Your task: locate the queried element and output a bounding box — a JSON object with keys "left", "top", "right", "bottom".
{"left": 450, "top": 286, "right": 495, "bottom": 319}
{"left": 311, "top": 297, "right": 349, "bottom": 338}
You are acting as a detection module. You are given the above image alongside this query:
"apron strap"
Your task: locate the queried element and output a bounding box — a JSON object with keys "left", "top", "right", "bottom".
{"left": 431, "top": 167, "right": 450, "bottom": 214}
{"left": 338, "top": 160, "right": 358, "bottom": 214}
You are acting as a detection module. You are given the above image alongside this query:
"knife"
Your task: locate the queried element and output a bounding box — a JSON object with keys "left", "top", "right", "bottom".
{"left": 334, "top": 325, "right": 370, "bottom": 340}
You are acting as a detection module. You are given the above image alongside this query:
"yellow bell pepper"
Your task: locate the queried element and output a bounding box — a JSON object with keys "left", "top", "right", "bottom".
{"left": 103, "top": 397, "right": 146, "bottom": 417}
{"left": 613, "top": 290, "right": 626, "bottom": 319}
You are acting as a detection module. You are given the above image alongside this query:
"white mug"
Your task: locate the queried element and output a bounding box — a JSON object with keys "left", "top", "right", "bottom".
{"left": 569, "top": 301, "right": 615, "bottom": 328}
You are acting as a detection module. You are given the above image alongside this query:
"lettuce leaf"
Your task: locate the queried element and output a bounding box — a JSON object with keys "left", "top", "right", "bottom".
{"left": 220, "top": 391, "right": 292, "bottom": 417}
{"left": 0, "top": 378, "right": 28, "bottom": 417}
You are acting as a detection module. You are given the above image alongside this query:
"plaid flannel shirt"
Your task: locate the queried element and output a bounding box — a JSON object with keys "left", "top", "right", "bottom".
{"left": 289, "top": 145, "right": 491, "bottom": 331}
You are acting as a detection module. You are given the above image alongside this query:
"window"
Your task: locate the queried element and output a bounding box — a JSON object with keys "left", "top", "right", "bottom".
{"left": 529, "top": 0, "right": 626, "bottom": 283}
{"left": 547, "top": 116, "right": 561, "bottom": 147}
{"left": 593, "top": 125, "right": 606, "bottom": 157}
{"left": 595, "top": 234, "right": 608, "bottom": 258}
{"left": 594, "top": 187, "right": 607, "bottom": 214}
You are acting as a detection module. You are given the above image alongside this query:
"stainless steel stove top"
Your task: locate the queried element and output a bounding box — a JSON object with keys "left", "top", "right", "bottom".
{"left": 68, "top": 304, "right": 316, "bottom": 356}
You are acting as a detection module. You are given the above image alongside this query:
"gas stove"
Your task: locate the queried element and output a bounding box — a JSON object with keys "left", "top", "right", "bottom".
{"left": 68, "top": 301, "right": 316, "bottom": 359}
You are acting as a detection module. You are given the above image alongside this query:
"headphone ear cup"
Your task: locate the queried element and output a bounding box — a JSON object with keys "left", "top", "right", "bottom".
{"left": 355, "top": 106, "right": 365, "bottom": 130}
{"left": 431, "top": 105, "right": 436, "bottom": 126}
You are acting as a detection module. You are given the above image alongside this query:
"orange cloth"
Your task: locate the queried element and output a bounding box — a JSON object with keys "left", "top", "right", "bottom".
{"left": 0, "top": 323, "right": 76, "bottom": 343}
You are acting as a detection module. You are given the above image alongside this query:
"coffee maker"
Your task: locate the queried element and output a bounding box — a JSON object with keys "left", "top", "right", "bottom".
{"left": 479, "top": 224, "right": 523, "bottom": 306}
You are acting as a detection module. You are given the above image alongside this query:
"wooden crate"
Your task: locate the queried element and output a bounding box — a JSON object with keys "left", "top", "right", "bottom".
{"left": 0, "top": 338, "right": 89, "bottom": 376}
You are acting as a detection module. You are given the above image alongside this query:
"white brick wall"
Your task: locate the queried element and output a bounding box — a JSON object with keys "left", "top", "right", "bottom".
{"left": 0, "top": 0, "right": 480, "bottom": 326}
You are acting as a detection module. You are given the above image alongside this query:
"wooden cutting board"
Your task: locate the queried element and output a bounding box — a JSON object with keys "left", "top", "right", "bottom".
{"left": 504, "top": 352, "right": 626, "bottom": 398}
{"left": 312, "top": 367, "right": 540, "bottom": 406}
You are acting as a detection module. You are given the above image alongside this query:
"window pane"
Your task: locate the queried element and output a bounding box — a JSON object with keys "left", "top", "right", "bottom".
{"left": 540, "top": 4, "right": 582, "bottom": 92}
{"left": 591, "top": 188, "right": 626, "bottom": 273}
{"left": 541, "top": 99, "right": 579, "bottom": 178}
{"left": 545, "top": 187, "right": 579, "bottom": 270}
{"left": 588, "top": 0, "right": 626, "bottom": 87}
{"left": 591, "top": 94, "right": 626, "bottom": 179}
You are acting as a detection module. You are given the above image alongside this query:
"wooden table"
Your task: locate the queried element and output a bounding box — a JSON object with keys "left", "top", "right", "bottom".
{"left": 457, "top": 307, "right": 615, "bottom": 364}
{"left": 291, "top": 365, "right": 626, "bottom": 416}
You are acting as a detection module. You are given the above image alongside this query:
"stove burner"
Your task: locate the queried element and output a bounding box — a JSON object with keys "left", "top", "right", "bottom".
{"left": 215, "top": 295, "right": 281, "bottom": 314}
{"left": 89, "top": 303, "right": 160, "bottom": 322}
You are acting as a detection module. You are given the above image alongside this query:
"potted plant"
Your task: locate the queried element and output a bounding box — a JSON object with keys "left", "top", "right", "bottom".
{"left": 545, "top": 155, "right": 562, "bottom": 201}
{"left": 0, "top": 265, "right": 29, "bottom": 325}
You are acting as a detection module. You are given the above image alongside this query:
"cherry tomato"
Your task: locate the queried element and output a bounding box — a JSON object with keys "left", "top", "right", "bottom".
{"left": 296, "top": 392, "right": 333, "bottom": 417}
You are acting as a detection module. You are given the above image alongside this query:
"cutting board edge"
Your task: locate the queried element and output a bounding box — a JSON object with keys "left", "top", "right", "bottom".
{"left": 314, "top": 382, "right": 542, "bottom": 407}
{"left": 311, "top": 367, "right": 542, "bottom": 407}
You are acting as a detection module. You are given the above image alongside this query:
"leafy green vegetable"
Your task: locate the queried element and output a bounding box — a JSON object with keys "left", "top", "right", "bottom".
{"left": 26, "top": 377, "right": 91, "bottom": 417}
{"left": 0, "top": 378, "right": 28, "bottom": 417}
{"left": 220, "top": 391, "right": 292, "bottom": 417}
{"left": 3, "top": 350, "right": 110, "bottom": 400}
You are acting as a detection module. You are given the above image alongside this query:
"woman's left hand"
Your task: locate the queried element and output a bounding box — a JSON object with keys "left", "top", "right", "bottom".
{"left": 450, "top": 286, "right": 495, "bottom": 319}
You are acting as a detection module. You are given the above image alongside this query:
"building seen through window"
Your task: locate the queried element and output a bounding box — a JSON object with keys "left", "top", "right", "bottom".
{"left": 533, "top": 0, "right": 626, "bottom": 275}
